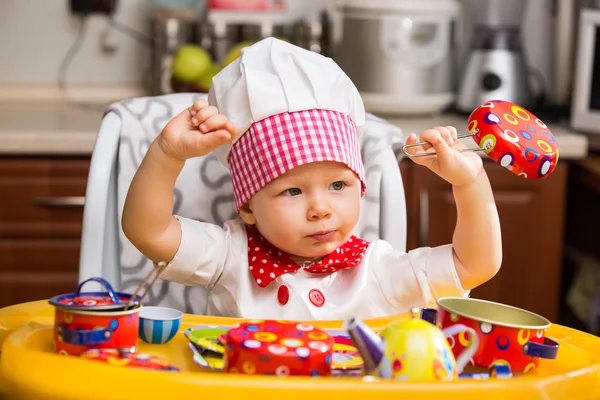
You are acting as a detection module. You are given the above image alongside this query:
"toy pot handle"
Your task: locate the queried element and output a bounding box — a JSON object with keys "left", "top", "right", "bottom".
{"left": 442, "top": 324, "right": 479, "bottom": 374}
{"left": 74, "top": 277, "right": 120, "bottom": 304}
{"left": 58, "top": 320, "right": 118, "bottom": 346}
{"left": 523, "top": 337, "right": 559, "bottom": 359}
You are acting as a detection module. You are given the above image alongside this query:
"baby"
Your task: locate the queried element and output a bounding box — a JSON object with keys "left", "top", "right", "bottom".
{"left": 122, "top": 38, "right": 502, "bottom": 320}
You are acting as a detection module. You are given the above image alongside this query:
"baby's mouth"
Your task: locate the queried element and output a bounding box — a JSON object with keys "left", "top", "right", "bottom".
{"left": 307, "top": 230, "right": 336, "bottom": 242}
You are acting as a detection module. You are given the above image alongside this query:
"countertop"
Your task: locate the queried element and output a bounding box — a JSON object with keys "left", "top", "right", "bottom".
{"left": 0, "top": 102, "right": 105, "bottom": 155}
{"left": 0, "top": 100, "right": 590, "bottom": 159}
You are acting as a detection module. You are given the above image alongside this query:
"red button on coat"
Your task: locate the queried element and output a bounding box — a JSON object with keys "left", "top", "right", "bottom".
{"left": 309, "top": 289, "right": 325, "bottom": 307}
{"left": 277, "top": 285, "right": 289, "bottom": 305}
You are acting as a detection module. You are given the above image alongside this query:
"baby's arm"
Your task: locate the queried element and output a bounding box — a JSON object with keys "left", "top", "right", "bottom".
{"left": 451, "top": 165, "right": 502, "bottom": 289}
{"left": 122, "top": 99, "right": 237, "bottom": 264}
{"left": 404, "top": 127, "right": 502, "bottom": 290}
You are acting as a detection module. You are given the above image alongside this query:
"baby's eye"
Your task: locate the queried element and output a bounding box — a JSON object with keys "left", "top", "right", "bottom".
{"left": 283, "top": 188, "right": 302, "bottom": 196}
{"left": 330, "top": 181, "right": 345, "bottom": 191}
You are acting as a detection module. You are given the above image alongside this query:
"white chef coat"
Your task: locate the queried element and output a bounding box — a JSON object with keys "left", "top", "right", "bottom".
{"left": 160, "top": 216, "right": 468, "bottom": 320}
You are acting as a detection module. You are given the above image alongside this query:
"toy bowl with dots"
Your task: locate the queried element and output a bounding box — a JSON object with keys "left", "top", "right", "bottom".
{"left": 224, "top": 320, "right": 334, "bottom": 376}
{"left": 468, "top": 100, "right": 559, "bottom": 180}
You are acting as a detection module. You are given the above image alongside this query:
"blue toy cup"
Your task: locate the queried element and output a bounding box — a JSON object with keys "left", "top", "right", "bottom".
{"left": 138, "top": 306, "right": 183, "bottom": 344}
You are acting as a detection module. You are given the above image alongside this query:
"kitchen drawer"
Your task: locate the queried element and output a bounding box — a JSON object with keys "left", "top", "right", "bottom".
{"left": 0, "top": 158, "right": 89, "bottom": 238}
{"left": 0, "top": 270, "right": 78, "bottom": 308}
{"left": 402, "top": 159, "right": 568, "bottom": 322}
{"left": 0, "top": 239, "right": 81, "bottom": 273}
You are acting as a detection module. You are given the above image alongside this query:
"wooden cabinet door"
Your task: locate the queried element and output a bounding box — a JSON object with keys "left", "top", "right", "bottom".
{"left": 402, "top": 160, "right": 568, "bottom": 322}
{"left": 0, "top": 157, "right": 90, "bottom": 307}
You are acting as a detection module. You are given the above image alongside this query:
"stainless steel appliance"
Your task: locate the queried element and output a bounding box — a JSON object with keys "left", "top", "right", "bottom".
{"left": 334, "top": 0, "right": 461, "bottom": 116}
{"left": 204, "top": 1, "right": 332, "bottom": 64}
{"left": 455, "top": 0, "right": 535, "bottom": 114}
{"left": 148, "top": 1, "right": 332, "bottom": 94}
{"left": 149, "top": 7, "right": 199, "bottom": 95}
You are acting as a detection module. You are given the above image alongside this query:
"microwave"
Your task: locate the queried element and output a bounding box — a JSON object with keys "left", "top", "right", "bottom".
{"left": 572, "top": 8, "right": 600, "bottom": 136}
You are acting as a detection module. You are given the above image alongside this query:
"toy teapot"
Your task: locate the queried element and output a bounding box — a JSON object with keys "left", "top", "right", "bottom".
{"left": 344, "top": 308, "right": 479, "bottom": 381}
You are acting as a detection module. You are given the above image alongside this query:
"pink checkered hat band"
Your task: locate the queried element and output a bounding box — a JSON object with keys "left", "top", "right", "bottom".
{"left": 229, "top": 109, "right": 366, "bottom": 210}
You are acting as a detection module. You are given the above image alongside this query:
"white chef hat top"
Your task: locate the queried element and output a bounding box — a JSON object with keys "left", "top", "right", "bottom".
{"left": 208, "top": 37, "right": 366, "bottom": 165}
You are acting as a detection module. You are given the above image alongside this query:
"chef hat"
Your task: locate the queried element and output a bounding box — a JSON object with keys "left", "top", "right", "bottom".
{"left": 208, "top": 37, "right": 366, "bottom": 209}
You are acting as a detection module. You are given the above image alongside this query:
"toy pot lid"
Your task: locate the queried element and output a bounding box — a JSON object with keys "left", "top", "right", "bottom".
{"left": 468, "top": 100, "right": 559, "bottom": 180}
{"left": 48, "top": 277, "right": 139, "bottom": 312}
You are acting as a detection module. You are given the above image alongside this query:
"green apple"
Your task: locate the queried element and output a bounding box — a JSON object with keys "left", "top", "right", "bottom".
{"left": 172, "top": 45, "right": 212, "bottom": 83}
{"left": 193, "top": 63, "right": 222, "bottom": 92}
{"left": 223, "top": 41, "right": 254, "bottom": 66}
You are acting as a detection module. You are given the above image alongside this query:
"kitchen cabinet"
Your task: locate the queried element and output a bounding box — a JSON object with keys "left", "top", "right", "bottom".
{"left": 0, "top": 157, "right": 90, "bottom": 307}
{"left": 400, "top": 159, "right": 568, "bottom": 323}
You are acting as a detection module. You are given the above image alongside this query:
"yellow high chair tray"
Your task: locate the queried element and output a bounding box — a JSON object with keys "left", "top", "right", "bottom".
{"left": 2, "top": 300, "right": 600, "bottom": 400}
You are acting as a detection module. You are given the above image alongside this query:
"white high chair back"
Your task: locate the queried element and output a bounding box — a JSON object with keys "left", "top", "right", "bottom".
{"left": 78, "top": 93, "right": 407, "bottom": 314}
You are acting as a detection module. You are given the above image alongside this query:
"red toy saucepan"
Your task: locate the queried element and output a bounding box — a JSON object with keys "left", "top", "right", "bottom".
{"left": 403, "top": 100, "right": 559, "bottom": 180}
{"left": 421, "top": 297, "right": 559, "bottom": 373}
{"left": 224, "top": 320, "right": 334, "bottom": 377}
{"left": 48, "top": 277, "right": 141, "bottom": 356}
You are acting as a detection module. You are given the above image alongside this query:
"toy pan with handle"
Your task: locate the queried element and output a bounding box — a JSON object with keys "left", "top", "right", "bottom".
{"left": 402, "top": 100, "right": 559, "bottom": 180}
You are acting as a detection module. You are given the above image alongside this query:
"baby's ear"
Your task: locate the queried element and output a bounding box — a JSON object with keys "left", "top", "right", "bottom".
{"left": 239, "top": 202, "right": 257, "bottom": 226}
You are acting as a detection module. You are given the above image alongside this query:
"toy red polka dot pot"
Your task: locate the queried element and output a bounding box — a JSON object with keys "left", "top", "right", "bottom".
{"left": 48, "top": 277, "right": 141, "bottom": 356}
{"left": 224, "top": 320, "right": 334, "bottom": 377}
{"left": 429, "top": 297, "right": 559, "bottom": 373}
{"left": 468, "top": 100, "right": 559, "bottom": 180}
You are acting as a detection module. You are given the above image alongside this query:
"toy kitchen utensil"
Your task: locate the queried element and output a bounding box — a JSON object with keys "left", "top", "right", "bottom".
{"left": 432, "top": 297, "right": 559, "bottom": 373}
{"left": 188, "top": 342, "right": 225, "bottom": 371}
{"left": 80, "top": 348, "right": 179, "bottom": 371}
{"left": 48, "top": 277, "right": 141, "bottom": 356}
{"left": 459, "top": 364, "right": 513, "bottom": 380}
{"left": 185, "top": 326, "right": 228, "bottom": 354}
{"left": 402, "top": 100, "right": 559, "bottom": 180}
{"left": 323, "top": 330, "right": 365, "bottom": 371}
{"left": 345, "top": 307, "right": 479, "bottom": 381}
{"left": 224, "top": 320, "right": 334, "bottom": 377}
{"left": 124, "top": 261, "right": 168, "bottom": 310}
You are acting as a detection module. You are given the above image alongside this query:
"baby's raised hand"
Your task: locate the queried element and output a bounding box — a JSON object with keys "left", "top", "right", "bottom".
{"left": 404, "top": 126, "right": 483, "bottom": 187}
{"left": 158, "top": 99, "right": 237, "bottom": 161}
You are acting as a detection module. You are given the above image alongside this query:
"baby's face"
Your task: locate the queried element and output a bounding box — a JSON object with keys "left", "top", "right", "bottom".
{"left": 242, "top": 161, "right": 361, "bottom": 261}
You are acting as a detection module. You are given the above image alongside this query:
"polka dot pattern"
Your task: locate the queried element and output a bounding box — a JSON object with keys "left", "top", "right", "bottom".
{"left": 80, "top": 348, "right": 178, "bottom": 371}
{"left": 246, "top": 225, "right": 369, "bottom": 288}
{"left": 469, "top": 100, "right": 559, "bottom": 180}
{"left": 224, "top": 320, "right": 334, "bottom": 377}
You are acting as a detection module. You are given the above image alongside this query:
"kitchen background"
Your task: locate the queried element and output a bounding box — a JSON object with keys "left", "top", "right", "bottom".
{"left": 1, "top": 0, "right": 600, "bottom": 336}
{"left": 0, "top": 0, "right": 577, "bottom": 100}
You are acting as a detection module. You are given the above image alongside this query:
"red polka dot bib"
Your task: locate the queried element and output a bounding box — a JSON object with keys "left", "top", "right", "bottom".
{"left": 245, "top": 225, "right": 370, "bottom": 288}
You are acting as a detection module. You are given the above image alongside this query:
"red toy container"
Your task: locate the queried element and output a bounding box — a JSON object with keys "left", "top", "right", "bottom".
{"left": 224, "top": 320, "right": 334, "bottom": 376}
{"left": 48, "top": 277, "right": 141, "bottom": 356}
{"left": 434, "top": 297, "right": 559, "bottom": 373}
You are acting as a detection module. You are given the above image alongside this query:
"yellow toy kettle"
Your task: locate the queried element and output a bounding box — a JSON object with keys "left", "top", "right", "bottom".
{"left": 345, "top": 308, "right": 479, "bottom": 381}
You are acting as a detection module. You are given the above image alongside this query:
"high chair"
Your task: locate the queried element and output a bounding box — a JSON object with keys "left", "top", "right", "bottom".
{"left": 4, "top": 95, "right": 600, "bottom": 400}
{"left": 78, "top": 93, "right": 407, "bottom": 314}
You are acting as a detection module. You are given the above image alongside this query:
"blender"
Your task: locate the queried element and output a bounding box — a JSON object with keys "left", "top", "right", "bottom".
{"left": 455, "top": 0, "right": 536, "bottom": 114}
